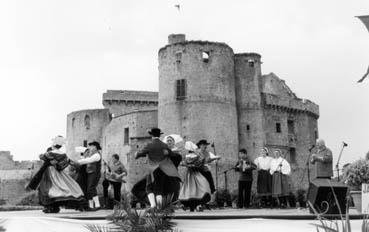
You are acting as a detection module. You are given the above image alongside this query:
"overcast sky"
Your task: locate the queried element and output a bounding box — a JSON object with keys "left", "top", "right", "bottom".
{"left": 0, "top": 0, "right": 368, "bottom": 166}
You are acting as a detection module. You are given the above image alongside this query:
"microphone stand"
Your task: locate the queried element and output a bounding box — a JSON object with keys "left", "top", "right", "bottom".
{"left": 221, "top": 167, "right": 235, "bottom": 192}
{"left": 212, "top": 142, "right": 218, "bottom": 191}
{"left": 336, "top": 142, "right": 348, "bottom": 181}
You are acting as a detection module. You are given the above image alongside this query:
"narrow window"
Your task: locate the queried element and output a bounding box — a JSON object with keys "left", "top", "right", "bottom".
{"left": 289, "top": 148, "right": 296, "bottom": 164}
{"left": 176, "top": 79, "right": 187, "bottom": 100}
{"left": 246, "top": 124, "right": 250, "bottom": 132}
{"left": 276, "top": 122, "right": 281, "bottom": 133}
{"left": 175, "top": 51, "right": 182, "bottom": 63}
{"left": 72, "top": 117, "right": 75, "bottom": 128}
{"left": 84, "top": 115, "right": 90, "bottom": 130}
{"left": 83, "top": 140, "right": 88, "bottom": 147}
{"left": 314, "top": 130, "right": 318, "bottom": 140}
{"left": 124, "top": 127, "right": 129, "bottom": 145}
{"left": 248, "top": 59, "right": 255, "bottom": 67}
{"left": 202, "top": 51, "right": 209, "bottom": 63}
{"left": 287, "top": 120, "right": 295, "bottom": 134}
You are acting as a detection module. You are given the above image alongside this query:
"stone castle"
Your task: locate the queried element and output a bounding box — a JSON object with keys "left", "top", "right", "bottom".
{"left": 66, "top": 34, "right": 319, "bottom": 192}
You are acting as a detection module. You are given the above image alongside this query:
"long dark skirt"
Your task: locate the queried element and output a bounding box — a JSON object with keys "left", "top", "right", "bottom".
{"left": 131, "top": 168, "right": 181, "bottom": 204}
{"left": 257, "top": 170, "right": 272, "bottom": 196}
{"left": 271, "top": 172, "right": 289, "bottom": 197}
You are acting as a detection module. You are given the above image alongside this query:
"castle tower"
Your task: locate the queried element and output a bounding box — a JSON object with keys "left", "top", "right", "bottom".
{"left": 234, "top": 53, "right": 265, "bottom": 159}
{"left": 158, "top": 34, "right": 239, "bottom": 165}
{"left": 66, "top": 109, "right": 111, "bottom": 160}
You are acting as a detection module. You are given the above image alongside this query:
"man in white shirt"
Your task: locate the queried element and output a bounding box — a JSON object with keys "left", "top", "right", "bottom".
{"left": 75, "top": 141, "right": 102, "bottom": 211}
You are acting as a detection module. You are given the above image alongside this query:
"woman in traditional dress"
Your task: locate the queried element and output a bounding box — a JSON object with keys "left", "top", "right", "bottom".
{"left": 179, "top": 141, "right": 211, "bottom": 212}
{"left": 254, "top": 147, "right": 273, "bottom": 208}
{"left": 37, "top": 136, "right": 85, "bottom": 213}
{"left": 270, "top": 149, "right": 291, "bottom": 208}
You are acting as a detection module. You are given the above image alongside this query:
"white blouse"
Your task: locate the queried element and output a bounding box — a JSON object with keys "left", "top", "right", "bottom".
{"left": 254, "top": 156, "right": 272, "bottom": 170}
{"left": 269, "top": 157, "right": 291, "bottom": 175}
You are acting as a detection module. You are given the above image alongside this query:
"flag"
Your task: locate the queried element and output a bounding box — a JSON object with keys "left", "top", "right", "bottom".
{"left": 357, "top": 15, "right": 369, "bottom": 33}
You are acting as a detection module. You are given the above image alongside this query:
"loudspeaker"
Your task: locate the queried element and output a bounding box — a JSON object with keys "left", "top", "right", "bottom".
{"left": 307, "top": 178, "right": 348, "bottom": 214}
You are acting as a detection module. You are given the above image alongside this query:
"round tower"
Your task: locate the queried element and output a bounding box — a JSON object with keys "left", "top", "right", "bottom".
{"left": 158, "top": 34, "right": 239, "bottom": 164}
{"left": 66, "top": 109, "right": 111, "bottom": 160}
{"left": 234, "top": 53, "right": 264, "bottom": 160}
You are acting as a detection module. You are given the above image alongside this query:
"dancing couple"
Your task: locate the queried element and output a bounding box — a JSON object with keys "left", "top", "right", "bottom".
{"left": 133, "top": 128, "right": 182, "bottom": 210}
{"left": 28, "top": 136, "right": 104, "bottom": 213}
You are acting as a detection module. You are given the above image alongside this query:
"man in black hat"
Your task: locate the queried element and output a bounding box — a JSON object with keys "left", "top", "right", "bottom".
{"left": 197, "top": 139, "right": 220, "bottom": 194}
{"left": 135, "top": 128, "right": 181, "bottom": 209}
{"left": 75, "top": 141, "right": 102, "bottom": 210}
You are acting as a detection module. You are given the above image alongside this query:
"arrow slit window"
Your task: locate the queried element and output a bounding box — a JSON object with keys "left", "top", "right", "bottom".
{"left": 176, "top": 79, "right": 187, "bottom": 100}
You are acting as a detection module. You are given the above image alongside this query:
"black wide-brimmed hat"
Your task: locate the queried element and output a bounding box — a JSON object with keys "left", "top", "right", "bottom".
{"left": 196, "top": 139, "right": 210, "bottom": 147}
{"left": 148, "top": 128, "right": 164, "bottom": 137}
{"left": 88, "top": 141, "right": 102, "bottom": 150}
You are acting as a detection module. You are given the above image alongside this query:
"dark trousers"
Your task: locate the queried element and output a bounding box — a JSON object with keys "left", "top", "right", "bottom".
{"left": 87, "top": 172, "right": 100, "bottom": 199}
{"left": 238, "top": 180, "right": 252, "bottom": 208}
{"left": 199, "top": 170, "right": 216, "bottom": 193}
{"left": 146, "top": 168, "right": 167, "bottom": 195}
{"left": 102, "top": 179, "right": 122, "bottom": 202}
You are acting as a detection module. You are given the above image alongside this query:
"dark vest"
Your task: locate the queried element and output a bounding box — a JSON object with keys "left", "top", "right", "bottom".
{"left": 86, "top": 152, "right": 102, "bottom": 175}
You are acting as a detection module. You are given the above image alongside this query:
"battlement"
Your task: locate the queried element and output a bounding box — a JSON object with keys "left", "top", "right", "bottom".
{"left": 235, "top": 52, "right": 262, "bottom": 59}
{"left": 262, "top": 93, "right": 319, "bottom": 118}
{"left": 103, "top": 90, "right": 158, "bottom": 104}
{"left": 159, "top": 40, "right": 234, "bottom": 54}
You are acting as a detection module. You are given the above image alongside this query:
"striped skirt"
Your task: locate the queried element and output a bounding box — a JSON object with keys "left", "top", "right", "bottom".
{"left": 271, "top": 172, "right": 289, "bottom": 197}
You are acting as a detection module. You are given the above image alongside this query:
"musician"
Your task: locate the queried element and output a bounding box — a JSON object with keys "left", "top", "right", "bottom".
{"left": 102, "top": 154, "right": 127, "bottom": 208}
{"left": 270, "top": 149, "right": 291, "bottom": 208}
{"left": 310, "top": 139, "right": 333, "bottom": 179}
{"left": 235, "top": 149, "right": 256, "bottom": 208}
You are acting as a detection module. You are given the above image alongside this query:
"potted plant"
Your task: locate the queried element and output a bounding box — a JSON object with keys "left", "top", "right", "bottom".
{"left": 343, "top": 159, "right": 369, "bottom": 213}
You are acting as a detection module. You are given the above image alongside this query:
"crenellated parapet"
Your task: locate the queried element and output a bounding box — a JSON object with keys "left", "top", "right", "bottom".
{"left": 103, "top": 90, "right": 158, "bottom": 106}
{"left": 262, "top": 93, "right": 319, "bottom": 118}
{"left": 102, "top": 90, "right": 158, "bottom": 116}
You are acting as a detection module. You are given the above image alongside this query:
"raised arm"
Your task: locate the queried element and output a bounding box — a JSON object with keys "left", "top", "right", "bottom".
{"left": 78, "top": 153, "right": 101, "bottom": 165}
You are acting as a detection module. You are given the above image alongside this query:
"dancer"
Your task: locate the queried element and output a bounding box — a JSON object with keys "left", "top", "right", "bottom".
{"left": 235, "top": 149, "right": 256, "bottom": 208}
{"left": 254, "top": 147, "right": 273, "bottom": 208}
{"left": 179, "top": 141, "right": 211, "bottom": 212}
{"left": 102, "top": 154, "right": 127, "bottom": 208}
{"left": 71, "top": 141, "right": 102, "bottom": 211}
{"left": 37, "top": 136, "right": 84, "bottom": 213}
{"left": 270, "top": 149, "right": 291, "bottom": 208}
{"left": 131, "top": 134, "right": 182, "bottom": 207}
{"left": 135, "top": 128, "right": 181, "bottom": 209}
{"left": 196, "top": 139, "right": 220, "bottom": 194}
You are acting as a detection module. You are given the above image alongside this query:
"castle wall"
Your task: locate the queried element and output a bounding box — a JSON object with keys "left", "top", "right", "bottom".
{"left": 66, "top": 109, "right": 110, "bottom": 160}
{"left": 102, "top": 110, "right": 158, "bottom": 190}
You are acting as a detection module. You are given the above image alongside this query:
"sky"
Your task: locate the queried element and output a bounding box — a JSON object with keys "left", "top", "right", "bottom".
{"left": 0, "top": 0, "right": 368, "bottom": 166}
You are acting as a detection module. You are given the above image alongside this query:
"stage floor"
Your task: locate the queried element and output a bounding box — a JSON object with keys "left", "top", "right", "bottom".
{"left": 0, "top": 208, "right": 365, "bottom": 232}
{"left": 0, "top": 207, "right": 363, "bottom": 220}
